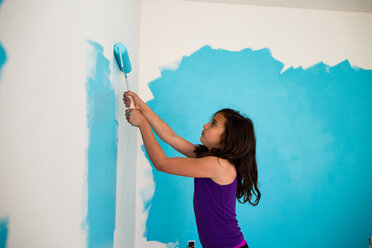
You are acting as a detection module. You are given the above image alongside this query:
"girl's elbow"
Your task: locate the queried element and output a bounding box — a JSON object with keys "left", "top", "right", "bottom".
{"left": 154, "top": 159, "right": 167, "bottom": 172}
{"left": 153, "top": 163, "right": 163, "bottom": 171}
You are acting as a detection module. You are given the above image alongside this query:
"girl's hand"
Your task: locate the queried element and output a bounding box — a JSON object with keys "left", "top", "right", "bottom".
{"left": 125, "top": 109, "right": 146, "bottom": 127}
{"left": 123, "top": 91, "right": 144, "bottom": 110}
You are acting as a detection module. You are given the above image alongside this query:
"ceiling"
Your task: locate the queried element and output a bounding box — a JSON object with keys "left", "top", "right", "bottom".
{"left": 184, "top": 0, "right": 372, "bottom": 13}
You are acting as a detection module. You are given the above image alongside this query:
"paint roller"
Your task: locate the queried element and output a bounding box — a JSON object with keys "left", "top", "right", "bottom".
{"left": 113, "top": 42, "right": 135, "bottom": 109}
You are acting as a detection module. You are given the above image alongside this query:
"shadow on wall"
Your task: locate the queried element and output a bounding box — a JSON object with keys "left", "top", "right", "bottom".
{"left": 85, "top": 40, "right": 118, "bottom": 248}
{"left": 0, "top": 0, "right": 6, "bottom": 82}
{"left": 141, "top": 45, "right": 372, "bottom": 248}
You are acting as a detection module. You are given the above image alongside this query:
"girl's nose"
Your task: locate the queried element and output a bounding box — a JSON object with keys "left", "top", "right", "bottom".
{"left": 203, "top": 124, "right": 207, "bottom": 129}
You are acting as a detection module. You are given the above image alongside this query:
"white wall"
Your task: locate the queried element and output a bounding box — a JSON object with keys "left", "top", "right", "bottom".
{"left": 136, "top": 0, "right": 372, "bottom": 247}
{"left": 0, "top": 0, "right": 139, "bottom": 247}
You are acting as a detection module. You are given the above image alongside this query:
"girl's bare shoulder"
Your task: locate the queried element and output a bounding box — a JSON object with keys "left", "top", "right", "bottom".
{"left": 211, "top": 157, "right": 237, "bottom": 185}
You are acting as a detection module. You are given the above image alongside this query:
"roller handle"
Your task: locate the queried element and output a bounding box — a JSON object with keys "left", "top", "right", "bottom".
{"left": 123, "top": 77, "right": 135, "bottom": 109}
{"left": 113, "top": 42, "right": 135, "bottom": 109}
{"left": 128, "top": 96, "right": 135, "bottom": 109}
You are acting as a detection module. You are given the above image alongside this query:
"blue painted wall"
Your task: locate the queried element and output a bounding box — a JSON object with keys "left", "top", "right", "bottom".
{"left": 0, "top": 217, "right": 8, "bottom": 248}
{"left": 85, "top": 40, "right": 118, "bottom": 248}
{"left": 142, "top": 45, "right": 372, "bottom": 248}
{"left": 0, "top": 42, "right": 5, "bottom": 79}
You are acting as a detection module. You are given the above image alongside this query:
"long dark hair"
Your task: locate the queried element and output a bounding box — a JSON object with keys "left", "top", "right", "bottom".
{"left": 194, "top": 108, "right": 261, "bottom": 206}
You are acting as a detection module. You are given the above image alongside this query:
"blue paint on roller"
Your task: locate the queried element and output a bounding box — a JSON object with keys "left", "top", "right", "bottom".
{"left": 142, "top": 45, "right": 372, "bottom": 248}
{"left": 0, "top": 217, "right": 9, "bottom": 248}
{"left": 85, "top": 40, "right": 118, "bottom": 248}
{"left": 113, "top": 42, "right": 132, "bottom": 74}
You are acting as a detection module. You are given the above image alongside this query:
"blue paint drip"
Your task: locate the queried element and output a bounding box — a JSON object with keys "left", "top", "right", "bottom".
{"left": 85, "top": 40, "right": 118, "bottom": 248}
{"left": 142, "top": 45, "right": 372, "bottom": 248}
{"left": 0, "top": 217, "right": 9, "bottom": 248}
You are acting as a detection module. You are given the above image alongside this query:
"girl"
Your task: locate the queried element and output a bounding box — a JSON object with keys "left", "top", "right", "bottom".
{"left": 123, "top": 91, "right": 261, "bottom": 248}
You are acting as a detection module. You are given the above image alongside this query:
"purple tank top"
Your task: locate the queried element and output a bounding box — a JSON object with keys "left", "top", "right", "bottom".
{"left": 193, "top": 176, "right": 244, "bottom": 248}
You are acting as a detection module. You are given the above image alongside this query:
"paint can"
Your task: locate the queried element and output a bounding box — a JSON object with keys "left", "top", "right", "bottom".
{"left": 188, "top": 240, "right": 195, "bottom": 248}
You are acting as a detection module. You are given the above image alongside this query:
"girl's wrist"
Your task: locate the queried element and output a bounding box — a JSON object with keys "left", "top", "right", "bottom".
{"left": 138, "top": 101, "right": 148, "bottom": 113}
{"left": 138, "top": 119, "right": 150, "bottom": 129}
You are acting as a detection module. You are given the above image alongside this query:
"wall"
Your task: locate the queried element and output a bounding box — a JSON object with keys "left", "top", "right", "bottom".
{"left": 0, "top": 0, "right": 139, "bottom": 247}
{"left": 137, "top": 0, "right": 372, "bottom": 247}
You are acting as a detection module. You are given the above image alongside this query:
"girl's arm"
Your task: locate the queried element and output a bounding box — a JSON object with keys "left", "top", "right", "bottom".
{"left": 138, "top": 119, "right": 222, "bottom": 179}
{"left": 124, "top": 91, "right": 197, "bottom": 158}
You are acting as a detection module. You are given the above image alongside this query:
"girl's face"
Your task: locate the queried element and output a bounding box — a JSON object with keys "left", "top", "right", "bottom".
{"left": 200, "top": 112, "right": 226, "bottom": 150}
